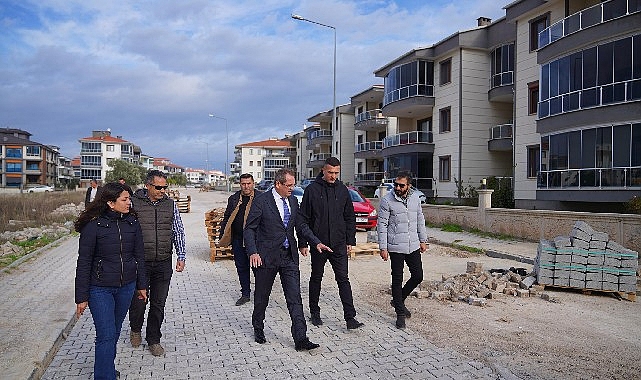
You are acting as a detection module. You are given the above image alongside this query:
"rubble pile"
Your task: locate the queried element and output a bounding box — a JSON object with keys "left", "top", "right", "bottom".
{"left": 50, "top": 202, "right": 84, "bottom": 216}
{"left": 415, "top": 262, "right": 539, "bottom": 306}
{"left": 0, "top": 222, "right": 74, "bottom": 242}
{"left": 535, "top": 221, "right": 638, "bottom": 293}
{"left": 1, "top": 241, "right": 23, "bottom": 256}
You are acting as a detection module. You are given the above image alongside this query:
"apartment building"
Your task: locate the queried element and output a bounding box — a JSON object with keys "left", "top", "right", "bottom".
{"left": 373, "top": 17, "right": 516, "bottom": 199}
{"left": 78, "top": 130, "right": 137, "bottom": 186}
{"left": 0, "top": 128, "right": 59, "bottom": 188}
{"left": 285, "top": 131, "right": 310, "bottom": 182}
{"left": 234, "top": 138, "right": 294, "bottom": 181}
{"left": 305, "top": 104, "right": 356, "bottom": 183}
{"left": 506, "top": 0, "right": 641, "bottom": 210}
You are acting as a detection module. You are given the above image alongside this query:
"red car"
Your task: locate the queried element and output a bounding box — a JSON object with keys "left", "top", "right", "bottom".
{"left": 348, "top": 187, "right": 377, "bottom": 230}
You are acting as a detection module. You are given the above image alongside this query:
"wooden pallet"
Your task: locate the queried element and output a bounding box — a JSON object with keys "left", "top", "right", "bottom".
{"left": 541, "top": 284, "right": 636, "bottom": 302}
{"left": 210, "top": 246, "right": 233, "bottom": 262}
{"left": 349, "top": 243, "right": 379, "bottom": 259}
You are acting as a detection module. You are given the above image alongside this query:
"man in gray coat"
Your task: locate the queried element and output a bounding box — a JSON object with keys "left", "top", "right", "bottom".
{"left": 377, "top": 171, "right": 429, "bottom": 329}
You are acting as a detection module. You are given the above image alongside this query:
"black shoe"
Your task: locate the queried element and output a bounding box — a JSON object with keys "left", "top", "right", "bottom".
{"left": 295, "top": 338, "right": 320, "bottom": 351}
{"left": 396, "top": 315, "right": 406, "bottom": 329}
{"left": 310, "top": 314, "right": 323, "bottom": 326}
{"left": 236, "top": 296, "right": 250, "bottom": 306}
{"left": 346, "top": 318, "right": 364, "bottom": 330}
{"left": 254, "top": 329, "right": 266, "bottom": 344}
{"left": 390, "top": 300, "right": 411, "bottom": 318}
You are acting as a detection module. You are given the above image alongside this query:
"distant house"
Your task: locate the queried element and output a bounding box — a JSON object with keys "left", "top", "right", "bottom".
{"left": 0, "top": 127, "right": 59, "bottom": 188}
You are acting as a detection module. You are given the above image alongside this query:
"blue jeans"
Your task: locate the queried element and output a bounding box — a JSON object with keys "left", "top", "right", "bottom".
{"left": 232, "top": 238, "right": 251, "bottom": 297}
{"left": 89, "top": 281, "right": 136, "bottom": 380}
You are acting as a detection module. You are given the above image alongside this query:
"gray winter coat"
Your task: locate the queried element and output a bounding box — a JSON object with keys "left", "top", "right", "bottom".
{"left": 377, "top": 189, "right": 428, "bottom": 254}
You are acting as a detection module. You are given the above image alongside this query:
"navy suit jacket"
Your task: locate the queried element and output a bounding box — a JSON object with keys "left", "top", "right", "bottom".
{"left": 244, "top": 191, "right": 310, "bottom": 269}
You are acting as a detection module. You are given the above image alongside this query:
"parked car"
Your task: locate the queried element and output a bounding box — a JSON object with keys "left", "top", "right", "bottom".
{"left": 348, "top": 187, "right": 377, "bottom": 230}
{"left": 27, "top": 185, "right": 54, "bottom": 193}
{"left": 374, "top": 183, "right": 426, "bottom": 203}
{"left": 255, "top": 179, "right": 273, "bottom": 191}
{"left": 300, "top": 178, "right": 314, "bottom": 189}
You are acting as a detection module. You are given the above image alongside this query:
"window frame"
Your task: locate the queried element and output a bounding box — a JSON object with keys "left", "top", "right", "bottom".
{"left": 439, "top": 107, "right": 451, "bottom": 133}
{"left": 439, "top": 58, "right": 452, "bottom": 85}
{"left": 528, "top": 81, "right": 539, "bottom": 115}
{"left": 439, "top": 155, "right": 451, "bottom": 182}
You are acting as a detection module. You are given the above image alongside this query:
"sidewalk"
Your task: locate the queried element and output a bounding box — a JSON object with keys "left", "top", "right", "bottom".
{"left": 0, "top": 189, "right": 536, "bottom": 379}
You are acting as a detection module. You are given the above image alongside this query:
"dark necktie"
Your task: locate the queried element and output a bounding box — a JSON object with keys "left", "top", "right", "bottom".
{"left": 281, "top": 197, "right": 290, "bottom": 248}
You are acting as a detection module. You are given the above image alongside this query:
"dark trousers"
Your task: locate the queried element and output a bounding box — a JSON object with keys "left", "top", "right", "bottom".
{"left": 309, "top": 245, "right": 356, "bottom": 320}
{"left": 252, "top": 248, "right": 307, "bottom": 343}
{"left": 129, "top": 259, "right": 173, "bottom": 345}
{"left": 232, "top": 238, "right": 251, "bottom": 298}
{"left": 390, "top": 249, "right": 423, "bottom": 316}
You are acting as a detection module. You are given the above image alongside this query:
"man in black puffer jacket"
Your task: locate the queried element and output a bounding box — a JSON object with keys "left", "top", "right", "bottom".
{"left": 298, "top": 157, "right": 364, "bottom": 330}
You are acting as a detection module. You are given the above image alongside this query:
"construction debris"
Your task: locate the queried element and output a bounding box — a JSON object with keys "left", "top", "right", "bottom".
{"left": 534, "top": 221, "right": 638, "bottom": 300}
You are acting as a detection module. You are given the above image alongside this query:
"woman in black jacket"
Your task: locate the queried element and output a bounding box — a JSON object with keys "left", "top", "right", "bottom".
{"left": 74, "top": 182, "right": 147, "bottom": 380}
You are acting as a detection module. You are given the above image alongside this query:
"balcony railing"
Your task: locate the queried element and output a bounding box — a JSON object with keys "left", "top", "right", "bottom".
{"left": 307, "top": 129, "right": 332, "bottom": 140}
{"left": 383, "top": 131, "right": 433, "bottom": 148}
{"left": 355, "top": 141, "right": 383, "bottom": 153}
{"left": 538, "top": 0, "right": 641, "bottom": 49}
{"left": 307, "top": 153, "right": 332, "bottom": 164}
{"left": 383, "top": 84, "right": 434, "bottom": 106}
{"left": 538, "top": 167, "right": 641, "bottom": 189}
{"left": 489, "top": 124, "right": 513, "bottom": 140}
{"left": 354, "top": 172, "right": 385, "bottom": 182}
{"left": 489, "top": 71, "right": 514, "bottom": 89}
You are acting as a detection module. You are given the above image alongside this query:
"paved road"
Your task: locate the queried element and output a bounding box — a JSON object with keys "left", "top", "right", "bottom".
{"left": 1, "top": 188, "right": 536, "bottom": 379}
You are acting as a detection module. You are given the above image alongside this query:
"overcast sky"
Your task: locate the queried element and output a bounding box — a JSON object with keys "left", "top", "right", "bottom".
{"left": 1, "top": 0, "right": 506, "bottom": 172}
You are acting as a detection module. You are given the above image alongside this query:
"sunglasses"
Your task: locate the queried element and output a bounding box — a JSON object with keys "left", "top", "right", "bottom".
{"left": 152, "top": 185, "right": 169, "bottom": 190}
{"left": 393, "top": 182, "right": 407, "bottom": 188}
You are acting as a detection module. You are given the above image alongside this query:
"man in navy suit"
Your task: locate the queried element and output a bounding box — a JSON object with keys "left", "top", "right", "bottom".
{"left": 244, "top": 168, "right": 325, "bottom": 351}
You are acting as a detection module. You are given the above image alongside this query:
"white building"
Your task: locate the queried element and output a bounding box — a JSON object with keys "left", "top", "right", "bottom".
{"left": 78, "top": 130, "right": 136, "bottom": 186}
{"left": 234, "top": 138, "right": 294, "bottom": 181}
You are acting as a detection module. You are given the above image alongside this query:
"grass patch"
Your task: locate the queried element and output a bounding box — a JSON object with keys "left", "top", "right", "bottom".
{"left": 0, "top": 191, "right": 84, "bottom": 233}
{"left": 451, "top": 243, "right": 484, "bottom": 254}
{"left": 440, "top": 223, "right": 464, "bottom": 232}
{"left": 0, "top": 235, "right": 65, "bottom": 269}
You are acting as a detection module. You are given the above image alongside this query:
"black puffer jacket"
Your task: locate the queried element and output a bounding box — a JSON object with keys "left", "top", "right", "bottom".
{"left": 299, "top": 172, "right": 356, "bottom": 248}
{"left": 75, "top": 210, "right": 147, "bottom": 304}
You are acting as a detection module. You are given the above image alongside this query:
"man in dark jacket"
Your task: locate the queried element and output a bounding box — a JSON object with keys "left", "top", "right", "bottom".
{"left": 84, "top": 179, "right": 100, "bottom": 208}
{"left": 128, "top": 170, "right": 186, "bottom": 357}
{"left": 219, "top": 173, "right": 260, "bottom": 306}
{"left": 298, "top": 157, "right": 364, "bottom": 330}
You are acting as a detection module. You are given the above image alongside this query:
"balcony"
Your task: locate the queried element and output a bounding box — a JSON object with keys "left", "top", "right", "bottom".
{"left": 354, "top": 171, "right": 385, "bottom": 187}
{"left": 354, "top": 109, "right": 388, "bottom": 131}
{"left": 306, "top": 129, "right": 332, "bottom": 147}
{"left": 538, "top": 0, "right": 641, "bottom": 50}
{"left": 488, "top": 124, "right": 513, "bottom": 152}
{"left": 354, "top": 141, "right": 383, "bottom": 159}
{"left": 306, "top": 153, "right": 332, "bottom": 168}
{"left": 283, "top": 147, "right": 296, "bottom": 157}
{"left": 537, "top": 167, "right": 641, "bottom": 202}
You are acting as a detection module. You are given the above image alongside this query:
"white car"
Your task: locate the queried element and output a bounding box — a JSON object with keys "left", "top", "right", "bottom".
{"left": 27, "top": 185, "right": 54, "bottom": 193}
{"left": 374, "top": 183, "right": 426, "bottom": 203}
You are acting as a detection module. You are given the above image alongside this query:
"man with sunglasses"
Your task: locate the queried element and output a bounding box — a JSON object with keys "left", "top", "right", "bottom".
{"left": 377, "top": 171, "right": 429, "bottom": 329}
{"left": 128, "top": 170, "right": 186, "bottom": 356}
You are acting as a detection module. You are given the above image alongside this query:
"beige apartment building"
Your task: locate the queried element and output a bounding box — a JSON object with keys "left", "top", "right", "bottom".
{"left": 234, "top": 138, "right": 295, "bottom": 182}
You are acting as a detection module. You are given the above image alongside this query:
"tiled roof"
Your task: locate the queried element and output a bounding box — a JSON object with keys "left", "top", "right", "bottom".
{"left": 237, "top": 139, "right": 291, "bottom": 148}
{"left": 80, "top": 135, "right": 129, "bottom": 143}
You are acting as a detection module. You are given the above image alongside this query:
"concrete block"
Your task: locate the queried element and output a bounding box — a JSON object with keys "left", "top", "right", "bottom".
{"left": 619, "top": 283, "right": 637, "bottom": 293}
{"left": 519, "top": 276, "right": 536, "bottom": 289}
{"left": 554, "top": 269, "right": 570, "bottom": 279}
{"left": 573, "top": 220, "right": 595, "bottom": 235}
{"left": 585, "top": 280, "right": 601, "bottom": 289}
{"left": 553, "top": 277, "right": 570, "bottom": 286}
{"left": 537, "top": 275, "right": 553, "bottom": 286}
{"left": 602, "top": 272, "right": 619, "bottom": 283}
{"left": 602, "top": 281, "right": 618, "bottom": 291}
{"left": 571, "top": 254, "right": 588, "bottom": 265}
{"left": 591, "top": 231, "right": 609, "bottom": 242}
{"left": 556, "top": 254, "right": 572, "bottom": 264}
{"left": 618, "top": 275, "right": 637, "bottom": 286}
{"left": 604, "top": 255, "right": 620, "bottom": 268}
{"left": 571, "top": 237, "right": 590, "bottom": 250}
{"left": 570, "top": 271, "right": 586, "bottom": 281}
{"left": 516, "top": 289, "right": 530, "bottom": 297}
{"left": 585, "top": 271, "right": 602, "bottom": 282}
{"left": 554, "top": 236, "right": 572, "bottom": 248}
{"left": 619, "top": 258, "right": 638, "bottom": 270}
{"left": 569, "top": 278, "right": 586, "bottom": 288}
{"left": 537, "top": 267, "right": 554, "bottom": 279}
{"left": 537, "top": 250, "right": 556, "bottom": 264}
{"left": 606, "top": 240, "right": 626, "bottom": 253}
{"left": 589, "top": 240, "right": 607, "bottom": 250}
{"left": 570, "top": 228, "right": 591, "bottom": 242}
{"left": 587, "top": 254, "right": 604, "bottom": 265}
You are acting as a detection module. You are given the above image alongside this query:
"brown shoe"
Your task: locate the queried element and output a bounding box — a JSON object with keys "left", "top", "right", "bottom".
{"left": 130, "top": 331, "right": 142, "bottom": 348}
{"left": 148, "top": 343, "right": 165, "bottom": 356}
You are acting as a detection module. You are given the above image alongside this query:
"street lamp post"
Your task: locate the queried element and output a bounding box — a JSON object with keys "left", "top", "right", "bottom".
{"left": 208, "top": 113, "right": 229, "bottom": 191}
{"left": 291, "top": 14, "right": 339, "bottom": 177}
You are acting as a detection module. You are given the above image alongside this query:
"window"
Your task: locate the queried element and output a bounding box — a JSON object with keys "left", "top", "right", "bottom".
{"left": 383, "top": 60, "right": 434, "bottom": 105}
{"left": 530, "top": 14, "right": 549, "bottom": 51}
{"left": 7, "top": 162, "right": 22, "bottom": 172}
{"left": 249, "top": 161, "right": 253, "bottom": 167}
{"left": 439, "top": 156, "right": 451, "bottom": 181}
{"left": 439, "top": 107, "right": 451, "bottom": 133}
{"left": 440, "top": 59, "right": 451, "bottom": 85}
{"left": 6, "top": 148, "right": 22, "bottom": 158}
{"left": 26, "top": 146, "right": 40, "bottom": 156}
{"left": 249, "top": 149, "right": 253, "bottom": 155}
{"left": 527, "top": 146, "right": 540, "bottom": 178}
{"left": 528, "top": 82, "right": 539, "bottom": 115}
{"left": 106, "top": 145, "right": 114, "bottom": 152}
{"left": 257, "top": 161, "right": 261, "bottom": 167}
{"left": 490, "top": 44, "right": 514, "bottom": 87}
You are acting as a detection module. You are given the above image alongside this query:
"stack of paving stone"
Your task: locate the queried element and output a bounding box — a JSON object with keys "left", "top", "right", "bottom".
{"left": 535, "top": 221, "right": 638, "bottom": 297}
{"left": 204, "top": 208, "right": 233, "bottom": 262}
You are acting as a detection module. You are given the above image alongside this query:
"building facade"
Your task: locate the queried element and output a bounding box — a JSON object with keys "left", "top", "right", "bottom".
{"left": 234, "top": 138, "right": 294, "bottom": 181}
{"left": 0, "top": 128, "right": 59, "bottom": 188}
{"left": 78, "top": 130, "right": 137, "bottom": 186}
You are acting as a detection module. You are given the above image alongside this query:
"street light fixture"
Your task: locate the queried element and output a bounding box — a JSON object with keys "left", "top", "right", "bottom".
{"left": 208, "top": 113, "right": 229, "bottom": 191}
{"left": 291, "top": 14, "right": 339, "bottom": 177}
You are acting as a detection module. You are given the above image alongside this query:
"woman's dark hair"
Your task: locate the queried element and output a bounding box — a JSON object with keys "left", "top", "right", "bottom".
{"left": 74, "top": 182, "right": 133, "bottom": 232}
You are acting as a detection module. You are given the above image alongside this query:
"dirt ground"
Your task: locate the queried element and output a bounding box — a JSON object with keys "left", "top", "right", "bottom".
{"left": 348, "top": 245, "right": 641, "bottom": 380}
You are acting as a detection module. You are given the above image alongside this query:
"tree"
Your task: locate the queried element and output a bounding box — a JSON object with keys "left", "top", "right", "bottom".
{"left": 167, "top": 174, "right": 187, "bottom": 186}
{"left": 105, "top": 159, "right": 146, "bottom": 187}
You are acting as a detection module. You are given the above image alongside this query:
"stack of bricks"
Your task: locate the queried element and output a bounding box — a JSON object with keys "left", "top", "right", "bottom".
{"left": 535, "top": 221, "right": 638, "bottom": 296}
{"left": 204, "top": 208, "right": 233, "bottom": 262}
